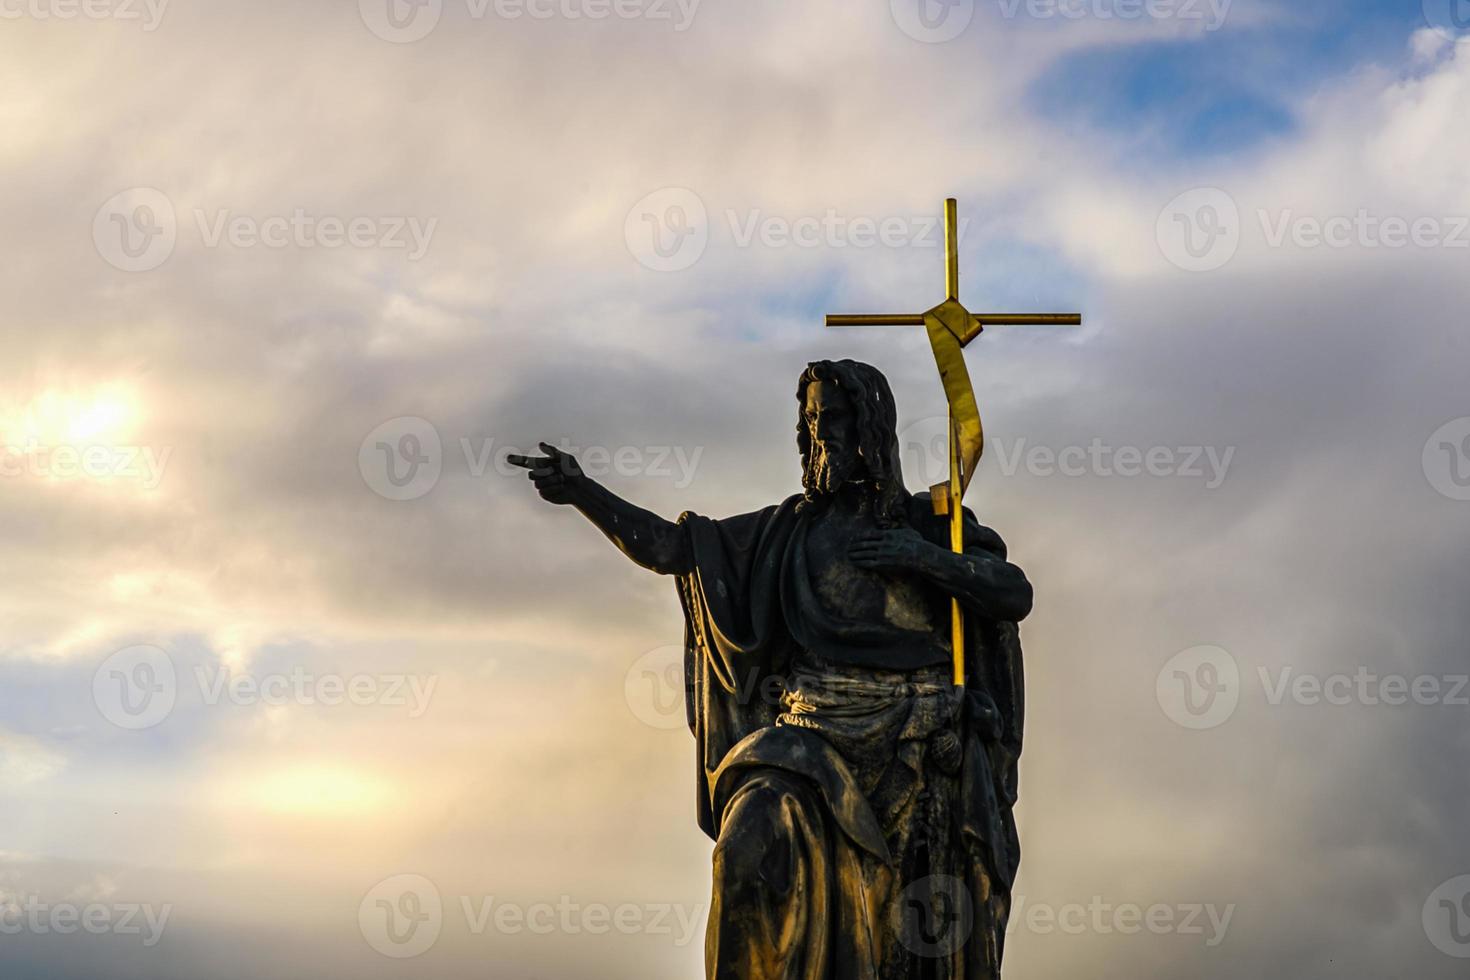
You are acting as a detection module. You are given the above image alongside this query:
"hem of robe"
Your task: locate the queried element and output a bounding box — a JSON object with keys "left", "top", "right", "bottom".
{"left": 710, "top": 724, "right": 892, "bottom": 865}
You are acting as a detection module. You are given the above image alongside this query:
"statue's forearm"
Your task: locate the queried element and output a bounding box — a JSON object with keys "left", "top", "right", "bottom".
{"left": 571, "top": 479, "right": 692, "bottom": 575}
{"left": 913, "top": 545, "right": 1033, "bottom": 622}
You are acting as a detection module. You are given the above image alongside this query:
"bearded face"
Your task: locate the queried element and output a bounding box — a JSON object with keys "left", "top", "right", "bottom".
{"left": 802, "top": 380, "right": 863, "bottom": 493}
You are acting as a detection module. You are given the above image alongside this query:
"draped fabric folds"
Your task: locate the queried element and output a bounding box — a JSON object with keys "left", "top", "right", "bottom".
{"left": 675, "top": 493, "right": 1025, "bottom": 980}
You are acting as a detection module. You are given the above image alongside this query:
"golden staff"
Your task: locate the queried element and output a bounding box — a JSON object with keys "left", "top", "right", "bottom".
{"left": 826, "top": 198, "right": 1080, "bottom": 686}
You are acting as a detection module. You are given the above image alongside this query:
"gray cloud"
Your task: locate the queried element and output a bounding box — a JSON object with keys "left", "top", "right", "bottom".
{"left": 2, "top": 4, "right": 1469, "bottom": 978}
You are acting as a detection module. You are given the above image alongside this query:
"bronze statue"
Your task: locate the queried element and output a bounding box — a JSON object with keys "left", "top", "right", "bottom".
{"left": 509, "top": 358, "right": 1031, "bottom": 979}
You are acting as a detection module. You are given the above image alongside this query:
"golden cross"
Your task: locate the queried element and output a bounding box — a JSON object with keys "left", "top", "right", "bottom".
{"left": 826, "top": 198, "right": 1080, "bottom": 686}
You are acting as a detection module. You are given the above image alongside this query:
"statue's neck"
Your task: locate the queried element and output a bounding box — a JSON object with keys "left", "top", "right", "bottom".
{"left": 827, "top": 481, "right": 875, "bottom": 516}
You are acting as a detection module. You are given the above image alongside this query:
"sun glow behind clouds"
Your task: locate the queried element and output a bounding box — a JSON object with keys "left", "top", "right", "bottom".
{"left": 0, "top": 383, "right": 142, "bottom": 446}
{"left": 0, "top": 382, "right": 170, "bottom": 495}
{"left": 223, "top": 764, "right": 395, "bottom": 818}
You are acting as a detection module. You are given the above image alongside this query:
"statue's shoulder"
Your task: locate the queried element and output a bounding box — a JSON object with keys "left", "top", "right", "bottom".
{"left": 909, "top": 493, "right": 1008, "bottom": 559}
{"left": 681, "top": 494, "right": 803, "bottom": 527}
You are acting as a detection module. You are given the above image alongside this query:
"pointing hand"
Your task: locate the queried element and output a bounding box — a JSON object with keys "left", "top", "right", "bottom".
{"left": 506, "top": 442, "right": 586, "bottom": 505}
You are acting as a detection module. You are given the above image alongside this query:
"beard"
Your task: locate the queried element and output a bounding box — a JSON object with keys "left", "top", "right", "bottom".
{"left": 807, "top": 442, "right": 860, "bottom": 494}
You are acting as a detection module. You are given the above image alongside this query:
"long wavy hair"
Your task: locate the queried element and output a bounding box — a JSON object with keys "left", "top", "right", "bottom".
{"left": 795, "top": 359, "right": 910, "bottom": 527}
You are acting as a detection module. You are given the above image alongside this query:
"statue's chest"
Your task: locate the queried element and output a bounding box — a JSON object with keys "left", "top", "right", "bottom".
{"left": 803, "top": 510, "right": 936, "bottom": 633}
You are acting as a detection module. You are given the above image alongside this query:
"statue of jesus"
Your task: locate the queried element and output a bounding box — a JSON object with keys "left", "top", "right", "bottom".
{"left": 509, "top": 358, "right": 1031, "bottom": 980}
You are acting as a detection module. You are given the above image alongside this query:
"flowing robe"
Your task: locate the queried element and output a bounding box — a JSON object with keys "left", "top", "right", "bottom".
{"left": 675, "top": 492, "right": 1025, "bottom": 980}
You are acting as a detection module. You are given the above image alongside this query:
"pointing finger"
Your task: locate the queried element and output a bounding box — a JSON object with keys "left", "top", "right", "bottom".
{"left": 506, "top": 453, "right": 551, "bottom": 470}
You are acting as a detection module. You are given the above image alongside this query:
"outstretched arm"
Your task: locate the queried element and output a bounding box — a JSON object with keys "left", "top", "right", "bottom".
{"left": 507, "top": 443, "right": 692, "bottom": 575}
{"left": 849, "top": 525, "right": 1033, "bottom": 623}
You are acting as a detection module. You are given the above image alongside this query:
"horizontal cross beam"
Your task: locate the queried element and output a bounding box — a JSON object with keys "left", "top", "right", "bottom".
{"left": 825, "top": 313, "right": 1081, "bottom": 327}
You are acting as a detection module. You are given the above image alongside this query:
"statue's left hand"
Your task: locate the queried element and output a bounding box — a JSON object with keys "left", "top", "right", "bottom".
{"left": 848, "top": 527, "right": 930, "bottom": 572}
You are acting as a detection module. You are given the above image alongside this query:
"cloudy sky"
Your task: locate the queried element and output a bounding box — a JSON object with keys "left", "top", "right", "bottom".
{"left": 2, "top": 0, "right": 1469, "bottom": 976}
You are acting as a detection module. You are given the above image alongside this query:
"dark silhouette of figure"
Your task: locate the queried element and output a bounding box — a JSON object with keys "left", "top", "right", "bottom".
{"left": 510, "top": 360, "right": 1030, "bottom": 979}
